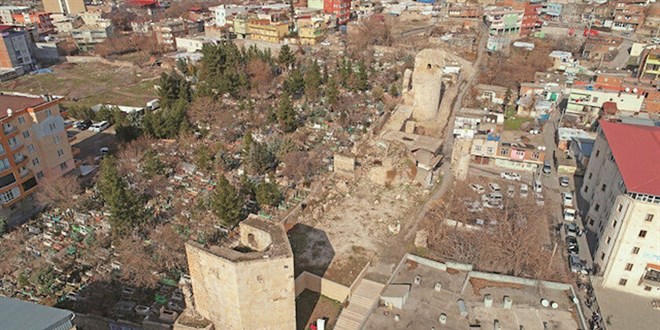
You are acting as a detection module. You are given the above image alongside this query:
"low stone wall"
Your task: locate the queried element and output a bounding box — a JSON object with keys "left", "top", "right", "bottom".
{"left": 295, "top": 271, "right": 351, "bottom": 303}
{"left": 62, "top": 56, "right": 135, "bottom": 67}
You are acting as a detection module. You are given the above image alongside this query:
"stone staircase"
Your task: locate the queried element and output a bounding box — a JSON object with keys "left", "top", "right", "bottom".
{"left": 334, "top": 279, "right": 384, "bottom": 330}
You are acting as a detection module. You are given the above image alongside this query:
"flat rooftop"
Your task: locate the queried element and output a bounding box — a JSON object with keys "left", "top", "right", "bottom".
{"left": 0, "top": 93, "right": 46, "bottom": 117}
{"left": 591, "top": 277, "right": 660, "bottom": 330}
{"left": 364, "top": 255, "right": 581, "bottom": 330}
{"left": 0, "top": 297, "right": 74, "bottom": 330}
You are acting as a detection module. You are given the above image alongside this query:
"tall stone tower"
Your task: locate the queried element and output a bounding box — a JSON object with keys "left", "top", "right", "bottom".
{"left": 411, "top": 49, "right": 446, "bottom": 123}
{"left": 184, "top": 215, "right": 296, "bottom": 330}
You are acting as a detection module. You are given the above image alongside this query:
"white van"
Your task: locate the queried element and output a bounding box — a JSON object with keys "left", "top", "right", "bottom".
{"left": 146, "top": 99, "right": 160, "bottom": 110}
{"left": 89, "top": 121, "right": 110, "bottom": 132}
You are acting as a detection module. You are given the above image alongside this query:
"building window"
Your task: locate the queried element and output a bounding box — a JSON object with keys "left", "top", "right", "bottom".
{"left": 57, "top": 149, "right": 64, "bottom": 157}
{"left": 59, "top": 162, "right": 68, "bottom": 171}
{"left": 607, "top": 236, "right": 611, "bottom": 244}
{"left": 632, "top": 247, "right": 640, "bottom": 254}
{"left": 639, "top": 230, "right": 647, "bottom": 238}
{"left": 644, "top": 286, "right": 652, "bottom": 291}
{"left": 584, "top": 186, "right": 589, "bottom": 193}
{"left": 645, "top": 214, "right": 654, "bottom": 222}
{"left": 499, "top": 148, "right": 509, "bottom": 156}
{"left": 0, "top": 188, "right": 18, "bottom": 204}
{"left": 46, "top": 109, "right": 52, "bottom": 117}
{"left": 589, "top": 219, "right": 595, "bottom": 226}
{"left": 36, "top": 171, "right": 44, "bottom": 179}
{"left": 18, "top": 117, "right": 25, "bottom": 124}
{"left": 53, "top": 136, "right": 61, "bottom": 144}
{"left": 612, "top": 221, "right": 617, "bottom": 228}
{"left": 618, "top": 278, "right": 627, "bottom": 286}
{"left": 474, "top": 145, "right": 482, "bottom": 152}
{"left": 595, "top": 204, "right": 600, "bottom": 211}
{"left": 22, "top": 131, "right": 29, "bottom": 139}
{"left": 588, "top": 172, "right": 593, "bottom": 179}
{"left": 617, "top": 204, "right": 622, "bottom": 212}
{"left": 27, "top": 144, "right": 35, "bottom": 153}
{"left": 32, "top": 158, "right": 39, "bottom": 166}
{"left": 595, "top": 150, "right": 600, "bottom": 157}
{"left": 601, "top": 184, "right": 607, "bottom": 191}
{"left": 601, "top": 252, "right": 606, "bottom": 260}
{"left": 48, "top": 122, "right": 56, "bottom": 131}
{"left": 625, "top": 263, "right": 633, "bottom": 271}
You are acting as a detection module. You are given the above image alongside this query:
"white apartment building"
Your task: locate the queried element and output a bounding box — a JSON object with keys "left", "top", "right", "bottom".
{"left": 581, "top": 120, "right": 660, "bottom": 297}
{"left": 565, "top": 88, "right": 645, "bottom": 127}
{"left": 210, "top": 5, "right": 245, "bottom": 27}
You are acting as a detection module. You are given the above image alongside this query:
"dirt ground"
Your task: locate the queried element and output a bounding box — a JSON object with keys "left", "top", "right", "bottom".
{"left": 296, "top": 290, "right": 342, "bottom": 330}
{"left": 3, "top": 62, "right": 162, "bottom": 107}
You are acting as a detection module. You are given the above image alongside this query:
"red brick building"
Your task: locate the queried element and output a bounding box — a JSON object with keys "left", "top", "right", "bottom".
{"left": 323, "top": 0, "right": 350, "bottom": 25}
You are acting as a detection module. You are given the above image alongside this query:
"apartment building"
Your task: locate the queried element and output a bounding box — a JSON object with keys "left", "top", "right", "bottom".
{"left": 612, "top": 2, "right": 645, "bottom": 32}
{"left": 70, "top": 25, "right": 113, "bottom": 51}
{"left": 153, "top": 18, "right": 188, "bottom": 51}
{"left": 0, "top": 6, "right": 29, "bottom": 24}
{"left": 638, "top": 49, "right": 660, "bottom": 81}
{"left": 0, "top": 93, "right": 76, "bottom": 220}
{"left": 323, "top": 0, "right": 351, "bottom": 25}
{"left": 0, "top": 25, "right": 37, "bottom": 80}
{"left": 565, "top": 87, "right": 644, "bottom": 126}
{"left": 483, "top": 7, "right": 524, "bottom": 36}
{"left": 247, "top": 19, "right": 288, "bottom": 43}
{"left": 12, "top": 12, "right": 55, "bottom": 35}
{"left": 470, "top": 138, "right": 546, "bottom": 171}
{"left": 580, "top": 120, "right": 660, "bottom": 297}
{"left": 42, "top": 0, "right": 86, "bottom": 15}
{"left": 297, "top": 19, "right": 325, "bottom": 45}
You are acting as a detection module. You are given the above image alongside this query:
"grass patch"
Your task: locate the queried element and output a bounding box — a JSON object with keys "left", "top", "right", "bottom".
{"left": 504, "top": 116, "right": 533, "bottom": 131}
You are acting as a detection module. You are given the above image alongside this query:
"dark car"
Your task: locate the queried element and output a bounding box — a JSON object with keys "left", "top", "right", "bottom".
{"left": 76, "top": 120, "right": 92, "bottom": 130}
{"left": 566, "top": 236, "right": 579, "bottom": 253}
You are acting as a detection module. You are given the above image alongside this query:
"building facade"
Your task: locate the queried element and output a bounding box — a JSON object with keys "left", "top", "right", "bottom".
{"left": 581, "top": 121, "right": 660, "bottom": 297}
{"left": 247, "top": 19, "right": 288, "bottom": 43}
{"left": 0, "top": 25, "right": 37, "bottom": 78}
{"left": 483, "top": 7, "right": 524, "bottom": 36}
{"left": 323, "top": 0, "right": 351, "bottom": 25}
{"left": 11, "top": 12, "right": 55, "bottom": 35}
{"left": 0, "top": 6, "right": 30, "bottom": 24}
{"left": 153, "top": 19, "right": 188, "bottom": 51}
{"left": 42, "top": 0, "right": 86, "bottom": 14}
{"left": 184, "top": 215, "right": 295, "bottom": 330}
{"left": 0, "top": 93, "right": 76, "bottom": 221}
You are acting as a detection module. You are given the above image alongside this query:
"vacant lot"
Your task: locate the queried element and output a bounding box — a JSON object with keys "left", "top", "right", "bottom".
{"left": 296, "top": 290, "right": 342, "bottom": 330}
{"left": 3, "top": 62, "right": 162, "bottom": 107}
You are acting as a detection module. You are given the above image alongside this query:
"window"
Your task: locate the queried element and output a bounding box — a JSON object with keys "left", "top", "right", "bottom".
{"left": 500, "top": 148, "right": 509, "bottom": 156}
{"left": 48, "top": 122, "right": 56, "bottom": 131}
{"left": 613, "top": 221, "right": 617, "bottom": 228}
{"left": 645, "top": 286, "right": 652, "bottom": 291}
{"left": 53, "top": 136, "right": 61, "bottom": 144}
{"left": 57, "top": 149, "right": 64, "bottom": 157}
{"left": 588, "top": 172, "right": 593, "bottom": 179}
{"left": 474, "top": 145, "right": 482, "bottom": 152}
{"left": 584, "top": 186, "right": 589, "bottom": 193}
{"left": 632, "top": 247, "right": 640, "bottom": 254}
{"left": 45, "top": 109, "right": 52, "bottom": 117}
{"left": 618, "top": 278, "right": 627, "bottom": 286}
{"left": 617, "top": 204, "right": 622, "bottom": 212}
{"left": 607, "top": 236, "right": 611, "bottom": 244}
{"left": 22, "top": 131, "right": 29, "bottom": 139}
{"left": 32, "top": 158, "right": 39, "bottom": 166}
{"left": 17, "top": 116, "right": 25, "bottom": 124}
{"left": 592, "top": 97, "right": 599, "bottom": 103}
{"left": 625, "top": 263, "right": 633, "bottom": 271}
{"left": 645, "top": 214, "right": 654, "bottom": 222}
{"left": 589, "top": 219, "right": 595, "bottom": 226}
{"left": 59, "top": 162, "right": 68, "bottom": 171}
{"left": 601, "top": 252, "right": 606, "bottom": 260}
{"left": 595, "top": 150, "right": 600, "bottom": 157}
{"left": 36, "top": 171, "right": 44, "bottom": 179}
{"left": 601, "top": 184, "right": 607, "bottom": 191}
{"left": 595, "top": 204, "right": 600, "bottom": 211}
{"left": 639, "top": 230, "right": 647, "bottom": 238}
{"left": 0, "top": 188, "right": 18, "bottom": 204}
{"left": 27, "top": 144, "right": 34, "bottom": 153}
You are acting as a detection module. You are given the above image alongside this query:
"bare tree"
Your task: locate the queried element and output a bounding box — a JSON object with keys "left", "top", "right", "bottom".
{"left": 246, "top": 58, "right": 273, "bottom": 96}
{"left": 35, "top": 175, "right": 81, "bottom": 211}
{"left": 115, "top": 237, "right": 159, "bottom": 288}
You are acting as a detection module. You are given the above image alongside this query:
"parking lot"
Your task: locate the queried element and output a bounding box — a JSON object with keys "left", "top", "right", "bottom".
{"left": 69, "top": 125, "right": 117, "bottom": 164}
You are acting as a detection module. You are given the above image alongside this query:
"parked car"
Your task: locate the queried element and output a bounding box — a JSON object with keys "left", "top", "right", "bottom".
{"left": 89, "top": 121, "right": 110, "bottom": 132}
{"left": 533, "top": 180, "right": 543, "bottom": 193}
{"left": 467, "top": 201, "right": 483, "bottom": 213}
{"left": 566, "top": 237, "right": 579, "bottom": 254}
{"left": 507, "top": 185, "right": 515, "bottom": 197}
{"left": 543, "top": 160, "right": 552, "bottom": 174}
{"left": 563, "top": 208, "right": 576, "bottom": 221}
{"left": 559, "top": 176, "right": 570, "bottom": 187}
{"left": 568, "top": 254, "right": 582, "bottom": 273}
{"left": 469, "top": 184, "right": 485, "bottom": 194}
{"left": 100, "top": 147, "right": 109, "bottom": 156}
{"left": 500, "top": 172, "right": 521, "bottom": 181}
{"left": 76, "top": 119, "right": 92, "bottom": 130}
{"left": 519, "top": 184, "right": 529, "bottom": 198}
{"left": 536, "top": 193, "right": 545, "bottom": 206}
{"left": 488, "top": 183, "right": 501, "bottom": 192}
{"left": 561, "top": 192, "right": 574, "bottom": 207}
{"left": 482, "top": 192, "right": 503, "bottom": 202}
{"left": 565, "top": 223, "right": 578, "bottom": 237}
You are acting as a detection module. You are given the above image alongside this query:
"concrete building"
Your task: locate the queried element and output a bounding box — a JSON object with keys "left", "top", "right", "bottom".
{"left": 184, "top": 215, "right": 296, "bottom": 330}
{"left": 154, "top": 18, "right": 188, "bottom": 51}
{"left": 297, "top": 18, "right": 325, "bottom": 45}
{"left": 210, "top": 4, "right": 245, "bottom": 27}
{"left": 565, "top": 87, "right": 645, "bottom": 127}
{"left": 0, "top": 296, "right": 75, "bottom": 330}
{"left": 70, "top": 24, "right": 113, "bottom": 51}
{"left": 11, "top": 12, "right": 55, "bottom": 35}
{"left": 0, "top": 92, "right": 76, "bottom": 221}
{"left": 0, "top": 25, "right": 37, "bottom": 80}
{"left": 174, "top": 36, "right": 217, "bottom": 52}
{"left": 323, "top": 0, "right": 351, "bottom": 25}
{"left": 0, "top": 6, "right": 30, "bottom": 24}
{"left": 638, "top": 49, "right": 660, "bottom": 81}
{"left": 483, "top": 6, "right": 524, "bottom": 36}
{"left": 43, "top": 0, "right": 86, "bottom": 15}
{"left": 581, "top": 120, "right": 660, "bottom": 297}
{"left": 247, "top": 19, "right": 288, "bottom": 43}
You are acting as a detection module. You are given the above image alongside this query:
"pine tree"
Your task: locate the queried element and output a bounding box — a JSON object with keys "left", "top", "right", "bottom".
{"left": 97, "top": 157, "right": 146, "bottom": 236}
{"left": 339, "top": 58, "right": 352, "bottom": 88}
{"left": 278, "top": 44, "right": 295, "bottom": 69}
{"left": 304, "top": 60, "right": 322, "bottom": 102}
{"left": 143, "top": 150, "right": 164, "bottom": 177}
{"left": 242, "top": 132, "right": 254, "bottom": 159}
{"left": 277, "top": 93, "right": 297, "bottom": 133}
{"left": 284, "top": 68, "right": 304, "bottom": 97}
{"left": 389, "top": 83, "right": 399, "bottom": 97}
{"left": 356, "top": 60, "right": 369, "bottom": 92}
{"left": 326, "top": 76, "right": 339, "bottom": 109}
{"left": 256, "top": 181, "right": 282, "bottom": 207}
{"left": 210, "top": 176, "right": 244, "bottom": 228}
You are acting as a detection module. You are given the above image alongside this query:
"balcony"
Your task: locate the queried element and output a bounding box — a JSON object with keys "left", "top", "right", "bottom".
{"left": 642, "top": 269, "right": 660, "bottom": 287}
{"left": 9, "top": 141, "right": 23, "bottom": 152}
{"left": 13, "top": 154, "right": 27, "bottom": 166}
{"left": 3, "top": 125, "right": 18, "bottom": 137}
{"left": 18, "top": 168, "right": 30, "bottom": 179}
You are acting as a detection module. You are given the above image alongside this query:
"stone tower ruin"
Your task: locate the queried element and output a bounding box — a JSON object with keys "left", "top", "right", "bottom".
{"left": 411, "top": 48, "right": 446, "bottom": 123}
